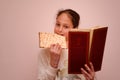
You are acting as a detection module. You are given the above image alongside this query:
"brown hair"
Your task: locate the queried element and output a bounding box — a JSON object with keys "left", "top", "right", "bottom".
{"left": 56, "top": 9, "right": 80, "bottom": 28}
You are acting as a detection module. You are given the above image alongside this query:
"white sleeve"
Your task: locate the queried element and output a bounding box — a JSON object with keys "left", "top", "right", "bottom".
{"left": 76, "top": 74, "right": 86, "bottom": 80}
{"left": 76, "top": 74, "right": 97, "bottom": 80}
{"left": 38, "top": 48, "right": 58, "bottom": 80}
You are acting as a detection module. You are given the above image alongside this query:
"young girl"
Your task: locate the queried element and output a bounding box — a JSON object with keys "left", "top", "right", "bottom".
{"left": 38, "top": 9, "right": 95, "bottom": 80}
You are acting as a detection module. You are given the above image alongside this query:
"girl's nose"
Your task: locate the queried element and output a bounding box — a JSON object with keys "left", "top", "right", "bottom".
{"left": 58, "top": 26, "right": 64, "bottom": 36}
{"left": 58, "top": 26, "right": 63, "bottom": 32}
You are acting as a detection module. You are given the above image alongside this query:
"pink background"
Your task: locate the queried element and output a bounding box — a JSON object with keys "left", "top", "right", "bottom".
{"left": 0, "top": 0, "right": 120, "bottom": 80}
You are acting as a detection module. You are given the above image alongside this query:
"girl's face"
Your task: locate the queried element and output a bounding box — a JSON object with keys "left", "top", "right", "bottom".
{"left": 54, "top": 13, "right": 73, "bottom": 41}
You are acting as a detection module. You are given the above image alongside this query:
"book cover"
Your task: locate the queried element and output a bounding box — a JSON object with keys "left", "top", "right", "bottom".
{"left": 90, "top": 27, "right": 108, "bottom": 71}
{"left": 68, "top": 26, "right": 108, "bottom": 74}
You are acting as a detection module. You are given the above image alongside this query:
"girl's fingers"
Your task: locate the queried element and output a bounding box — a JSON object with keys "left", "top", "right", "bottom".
{"left": 85, "top": 64, "right": 91, "bottom": 73}
{"left": 81, "top": 68, "right": 91, "bottom": 79}
{"left": 89, "top": 62, "right": 95, "bottom": 72}
{"left": 50, "top": 43, "right": 61, "bottom": 54}
{"left": 49, "top": 43, "right": 62, "bottom": 68}
{"left": 81, "top": 63, "right": 95, "bottom": 80}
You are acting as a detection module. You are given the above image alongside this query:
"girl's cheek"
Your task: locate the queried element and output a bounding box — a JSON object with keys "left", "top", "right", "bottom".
{"left": 65, "top": 32, "right": 69, "bottom": 41}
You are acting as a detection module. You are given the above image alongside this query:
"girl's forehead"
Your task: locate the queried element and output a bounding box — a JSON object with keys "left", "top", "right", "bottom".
{"left": 57, "top": 13, "right": 72, "bottom": 22}
{"left": 57, "top": 13, "right": 71, "bottom": 20}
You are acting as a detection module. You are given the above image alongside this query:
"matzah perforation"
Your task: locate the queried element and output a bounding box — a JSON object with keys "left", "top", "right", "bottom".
{"left": 39, "top": 32, "right": 67, "bottom": 48}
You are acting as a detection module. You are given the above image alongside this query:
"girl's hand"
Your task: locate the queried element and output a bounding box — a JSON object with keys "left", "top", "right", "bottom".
{"left": 49, "top": 43, "right": 62, "bottom": 68}
{"left": 81, "top": 62, "right": 95, "bottom": 80}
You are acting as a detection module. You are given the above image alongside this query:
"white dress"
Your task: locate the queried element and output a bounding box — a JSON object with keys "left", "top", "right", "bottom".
{"left": 38, "top": 48, "right": 85, "bottom": 80}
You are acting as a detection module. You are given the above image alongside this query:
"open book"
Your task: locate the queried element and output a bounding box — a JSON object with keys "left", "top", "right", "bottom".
{"left": 68, "top": 26, "right": 108, "bottom": 74}
{"left": 38, "top": 26, "right": 108, "bottom": 74}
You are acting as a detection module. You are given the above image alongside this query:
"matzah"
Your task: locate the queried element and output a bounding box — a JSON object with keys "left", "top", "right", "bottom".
{"left": 39, "top": 32, "right": 67, "bottom": 48}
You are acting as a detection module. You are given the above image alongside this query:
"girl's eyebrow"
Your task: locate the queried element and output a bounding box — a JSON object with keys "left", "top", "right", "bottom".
{"left": 56, "top": 20, "right": 60, "bottom": 23}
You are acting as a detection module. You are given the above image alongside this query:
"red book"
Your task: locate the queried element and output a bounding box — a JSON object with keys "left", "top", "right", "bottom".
{"left": 68, "top": 26, "right": 108, "bottom": 74}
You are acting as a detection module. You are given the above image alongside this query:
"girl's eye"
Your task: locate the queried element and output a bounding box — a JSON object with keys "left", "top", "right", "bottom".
{"left": 64, "top": 25, "right": 69, "bottom": 29}
{"left": 56, "top": 23, "right": 60, "bottom": 27}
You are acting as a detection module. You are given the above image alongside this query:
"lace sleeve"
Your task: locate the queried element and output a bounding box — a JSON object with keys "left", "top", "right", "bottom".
{"left": 38, "top": 48, "right": 58, "bottom": 80}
